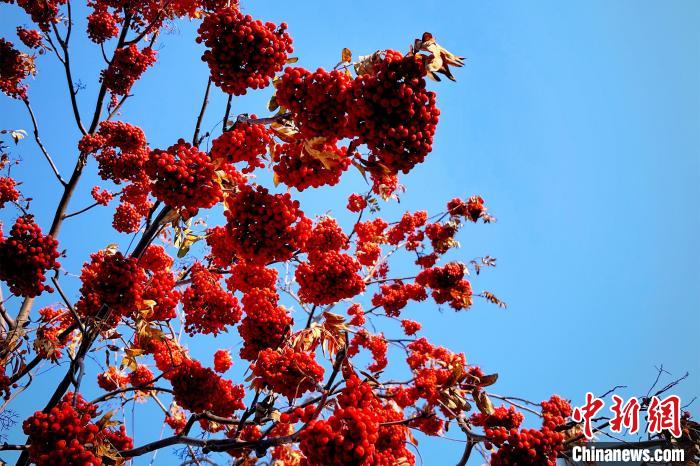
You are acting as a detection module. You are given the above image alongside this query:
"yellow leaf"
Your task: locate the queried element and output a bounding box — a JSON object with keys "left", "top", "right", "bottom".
{"left": 341, "top": 47, "right": 352, "bottom": 63}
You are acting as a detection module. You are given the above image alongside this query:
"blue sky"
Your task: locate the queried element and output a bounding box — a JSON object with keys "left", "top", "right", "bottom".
{"left": 1, "top": 0, "right": 699, "bottom": 464}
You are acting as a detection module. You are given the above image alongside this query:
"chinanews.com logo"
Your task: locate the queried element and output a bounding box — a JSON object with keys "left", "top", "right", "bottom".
{"left": 564, "top": 392, "right": 689, "bottom": 465}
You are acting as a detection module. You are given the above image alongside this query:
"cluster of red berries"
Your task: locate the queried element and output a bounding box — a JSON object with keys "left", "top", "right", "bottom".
{"left": 113, "top": 179, "right": 152, "bottom": 233}
{"left": 128, "top": 364, "right": 154, "bottom": 388}
{"left": 296, "top": 250, "right": 365, "bottom": 305}
{"left": 272, "top": 139, "right": 351, "bottom": 191}
{"left": 371, "top": 281, "right": 427, "bottom": 317}
{"left": 87, "top": 120, "right": 149, "bottom": 183}
{"left": 210, "top": 121, "right": 271, "bottom": 173}
{"left": 22, "top": 393, "right": 133, "bottom": 466}
{"left": 16, "top": 27, "right": 42, "bottom": 49}
{"left": 0, "top": 175, "right": 19, "bottom": 208}
{"left": 400, "top": 319, "right": 422, "bottom": 336}
{"left": 348, "top": 50, "right": 439, "bottom": 174}
{"left": 300, "top": 380, "right": 380, "bottom": 465}
{"left": 224, "top": 183, "right": 311, "bottom": 264}
{"left": 97, "top": 366, "right": 128, "bottom": 392}
{"left": 225, "top": 261, "right": 277, "bottom": 293}
{"left": 7, "top": 0, "right": 65, "bottom": 32}
{"left": 0, "top": 38, "right": 31, "bottom": 99}
{"left": 0, "top": 215, "right": 60, "bottom": 297}
{"left": 34, "top": 306, "right": 74, "bottom": 361}
{"left": 213, "top": 349, "right": 232, "bottom": 373}
{"left": 471, "top": 406, "right": 524, "bottom": 433}
{"left": 169, "top": 358, "right": 245, "bottom": 417}
{"left": 238, "top": 287, "right": 292, "bottom": 361}
{"left": 76, "top": 251, "right": 146, "bottom": 328}
{"left": 276, "top": 67, "right": 352, "bottom": 138}
{"left": 90, "top": 186, "right": 113, "bottom": 206}
{"left": 386, "top": 211, "right": 427, "bottom": 248}
{"left": 541, "top": 395, "right": 572, "bottom": 430}
{"left": 86, "top": 4, "right": 119, "bottom": 44}
{"left": 0, "top": 365, "right": 11, "bottom": 400}
{"left": 101, "top": 44, "right": 156, "bottom": 95}
{"left": 406, "top": 337, "right": 466, "bottom": 409}
{"left": 303, "top": 216, "right": 347, "bottom": 253}
{"left": 370, "top": 171, "right": 400, "bottom": 199}
{"left": 138, "top": 335, "right": 189, "bottom": 376}
{"left": 182, "top": 263, "right": 241, "bottom": 335}
{"left": 489, "top": 427, "right": 567, "bottom": 466}
{"left": 197, "top": 7, "right": 293, "bottom": 95}
{"left": 251, "top": 347, "right": 324, "bottom": 400}
{"left": 425, "top": 221, "right": 458, "bottom": 254}
{"left": 416, "top": 262, "right": 473, "bottom": 310}
{"left": 205, "top": 226, "right": 236, "bottom": 267}
{"left": 346, "top": 193, "right": 367, "bottom": 213}
{"left": 348, "top": 330, "right": 388, "bottom": 373}
{"left": 146, "top": 139, "right": 221, "bottom": 217}
{"left": 448, "top": 195, "right": 487, "bottom": 222}
{"left": 140, "top": 245, "right": 180, "bottom": 321}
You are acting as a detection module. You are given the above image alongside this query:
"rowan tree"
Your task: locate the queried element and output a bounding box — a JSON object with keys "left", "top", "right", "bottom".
{"left": 0, "top": 1, "right": 697, "bottom": 466}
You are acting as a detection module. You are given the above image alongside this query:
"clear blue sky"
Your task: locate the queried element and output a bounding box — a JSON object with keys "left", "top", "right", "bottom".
{"left": 1, "top": 1, "right": 699, "bottom": 464}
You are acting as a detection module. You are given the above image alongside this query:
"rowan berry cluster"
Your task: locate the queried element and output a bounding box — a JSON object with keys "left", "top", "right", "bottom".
{"left": 346, "top": 193, "right": 367, "bottom": 213}
{"left": 489, "top": 427, "right": 566, "bottom": 466}
{"left": 213, "top": 349, "right": 232, "bottom": 373}
{"left": 210, "top": 121, "right": 271, "bottom": 173}
{"left": 182, "top": 263, "right": 241, "bottom": 335}
{"left": 540, "top": 395, "right": 572, "bottom": 430}
{"left": 225, "top": 262, "right": 277, "bottom": 293}
{"left": 348, "top": 50, "right": 439, "bottom": 174}
{"left": 101, "top": 44, "right": 156, "bottom": 95}
{"left": 471, "top": 406, "right": 524, "bottom": 432}
{"left": 146, "top": 139, "right": 221, "bottom": 217}
{"left": 128, "top": 364, "right": 154, "bottom": 388}
{"left": 7, "top": 0, "right": 65, "bottom": 31}
{"left": 206, "top": 226, "right": 237, "bottom": 267}
{"left": 303, "top": 216, "right": 347, "bottom": 253}
{"left": 169, "top": 358, "right": 245, "bottom": 417}
{"left": 0, "top": 175, "right": 19, "bottom": 208}
{"left": 89, "top": 186, "right": 113, "bottom": 206}
{"left": 197, "top": 7, "right": 293, "bottom": 95}
{"left": 407, "top": 338, "right": 466, "bottom": 409}
{"left": 448, "top": 195, "right": 486, "bottom": 222}
{"left": 76, "top": 251, "right": 146, "bottom": 328}
{"left": 22, "top": 393, "right": 133, "bottom": 466}
{"left": 400, "top": 319, "right": 422, "bottom": 336}
{"left": 97, "top": 366, "right": 128, "bottom": 392}
{"left": 143, "top": 269, "right": 180, "bottom": 321}
{"left": 299, "top": 378, "right": 380, "bottom": 465}
{"left": 296, "top": 251, "right": 365, "bottom": 305}
{"left": 372, "top": 281, "right": 427, "bottom": 317}
{"left": 0, "top": 38, "right": 31, "bottom": 99}
{"left": 16, "top": 27, "right": 42, "bottom": 49}
{"left": 348, "top": 330, "right": 388, "bottom": 372}
{"left": 416, "top": 262, "right": 473, "bottom": 310}
{"left": 224, "top": 183, "right": 311, "bottom": 264}
{"left": 86, "top": 5, "right": 119, "bottom": 44}
{"left": 386, "top": 211, "right": 427, "bottom": 248}
{"left": 88, "top": 120, "right": 149, "bottom": 183}
{"left": 300, "top": 374, "right": 414, "bottom": 466}
{"left": 276, "top": 67, "right": 352, "bottom": 138}
{"left": 238, "top": 287, "right": 292, "bottom": 360}
{"left": 0, "top": 215, "right": 60, "bottom": 297}
{"left": 113, "top": 179, "right": 152, "bottom": 232}
{"left": 251, "top": 347, "right": 324, "bottom": 400}
{"left": 272, "top": 138, "right": 351, "bottom": 191}
{"left": 34, "top": 306, "right": 74, "bottom": 361}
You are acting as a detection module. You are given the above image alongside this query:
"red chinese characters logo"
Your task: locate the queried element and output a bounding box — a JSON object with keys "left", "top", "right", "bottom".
{"left": 573, "top": 393, "right": 682, "bottom": 439}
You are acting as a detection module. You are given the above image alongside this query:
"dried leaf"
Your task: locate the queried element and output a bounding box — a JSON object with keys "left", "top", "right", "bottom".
{"left": 413, "top": 32, "right": 465, "bottom": 82}
{"left": 10, "top": 129, "right": 27, "bottom": 144}
{"left": 341, "top": 47, "right": 352, "bottom": 63}
{"left": 473, "top": 389, "right": 495, "bottom": 415}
